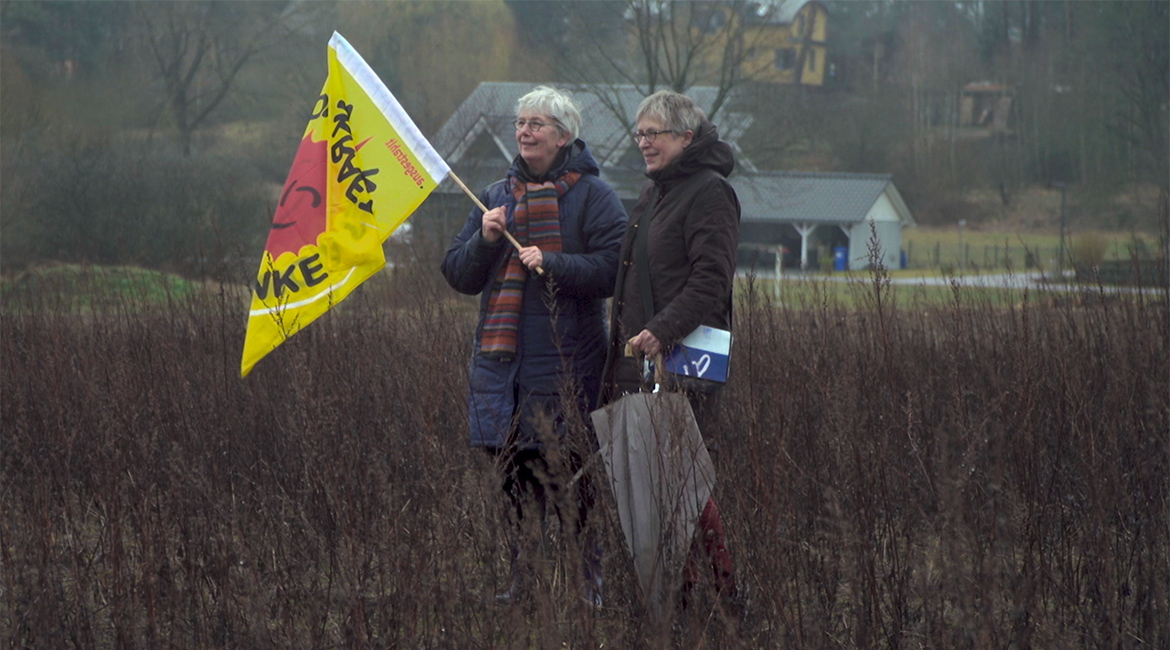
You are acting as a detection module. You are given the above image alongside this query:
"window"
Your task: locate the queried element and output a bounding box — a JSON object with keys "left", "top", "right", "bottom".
{"left": 691, "top": 7, "right": 726, "bottom": 34}
{"left": 775, "top": 48, "right": 796, "bottom": 71}
{"left": 792, "top": 14, "right": 805, "bottom": 37}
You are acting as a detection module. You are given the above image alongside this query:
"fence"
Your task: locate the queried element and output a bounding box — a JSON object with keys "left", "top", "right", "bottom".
{"left": 904, "top": 240, "right": 1064, "bottom": 273}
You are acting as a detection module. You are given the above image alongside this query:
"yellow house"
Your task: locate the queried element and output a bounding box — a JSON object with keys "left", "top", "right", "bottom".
{"left": 739, "top": 0, "right": 828, "bottom": 86}
{"left": 680, "top": 0, "right": 829, "bottom": 87}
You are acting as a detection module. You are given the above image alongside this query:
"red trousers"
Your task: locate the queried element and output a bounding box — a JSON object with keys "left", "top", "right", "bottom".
{"left": 683, "top": 497, "right": 736, "bottom": 596}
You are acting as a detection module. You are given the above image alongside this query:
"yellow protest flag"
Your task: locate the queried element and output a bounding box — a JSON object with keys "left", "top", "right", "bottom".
{"left": 241, "top": 32, "right": 449, "bottom": 377}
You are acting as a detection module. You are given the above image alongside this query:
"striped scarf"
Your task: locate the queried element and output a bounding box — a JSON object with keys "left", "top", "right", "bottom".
{"left": 479, "top": 171, "right": 581, "bottom": 359}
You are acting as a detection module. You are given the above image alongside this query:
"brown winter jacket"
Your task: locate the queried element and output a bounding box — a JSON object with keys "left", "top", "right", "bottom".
{"left": 603, "top": 120, "right": 741, "bottom": 395}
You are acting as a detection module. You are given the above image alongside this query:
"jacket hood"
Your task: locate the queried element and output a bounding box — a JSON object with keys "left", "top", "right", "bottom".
{"left": 647, "top": 120, "right": 735, "bottom": 184}
{"left": 512, "top": 138, "right": 599, "bottom": 183}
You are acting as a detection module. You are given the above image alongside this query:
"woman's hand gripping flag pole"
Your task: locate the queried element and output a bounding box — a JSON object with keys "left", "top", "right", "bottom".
{"left": 447, "top": 171, "right": 545, "bottom": 276}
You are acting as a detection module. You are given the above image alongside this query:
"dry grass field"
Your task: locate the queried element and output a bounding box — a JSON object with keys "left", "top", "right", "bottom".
{"left": 2, "top": 263, "right": 1168, "bottom": 649}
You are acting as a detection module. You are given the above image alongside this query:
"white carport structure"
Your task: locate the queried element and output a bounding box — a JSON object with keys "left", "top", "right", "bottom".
{"left": 731, "top": 171, "right": 916, "bottom": 271}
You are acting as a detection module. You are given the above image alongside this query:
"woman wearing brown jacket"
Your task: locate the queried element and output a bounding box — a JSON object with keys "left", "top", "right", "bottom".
{"left": 602, "top": 90, "right": 741, "bottom": 609}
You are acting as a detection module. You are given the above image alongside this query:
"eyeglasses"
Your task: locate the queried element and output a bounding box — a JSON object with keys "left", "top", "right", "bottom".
{"left": 513, "top": 118, "right": 557, "bottom": 133}
{"left": 632, "top": 129, "right": 680, "bottom": 144}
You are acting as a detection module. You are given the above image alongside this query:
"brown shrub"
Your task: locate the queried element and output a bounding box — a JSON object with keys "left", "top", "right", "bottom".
{"left": 2, "top": 272, "right": 1167, "bottom": 649}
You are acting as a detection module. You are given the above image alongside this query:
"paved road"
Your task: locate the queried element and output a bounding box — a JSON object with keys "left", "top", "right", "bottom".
{"left": 761, "top": 270, "right": 1167, "bottom": 295}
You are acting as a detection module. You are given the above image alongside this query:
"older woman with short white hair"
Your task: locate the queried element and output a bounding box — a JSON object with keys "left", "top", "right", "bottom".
{"left": 603, "top": 89, "right": 742, "bottom": 611}
{"left": 442, "top": 85, "right": 627, "bottom": 606}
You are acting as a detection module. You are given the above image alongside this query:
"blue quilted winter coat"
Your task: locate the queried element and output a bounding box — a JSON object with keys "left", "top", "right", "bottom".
{"left": 441, "top": 141, "right": 627, "bottom": 449}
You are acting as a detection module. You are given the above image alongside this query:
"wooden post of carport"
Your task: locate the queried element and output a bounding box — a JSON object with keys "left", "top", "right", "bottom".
{"left": 795, "top": 222, "right": 817, "bottom": 270}
{"left": 774, "top": 244, "right": 783, "bottom": 301}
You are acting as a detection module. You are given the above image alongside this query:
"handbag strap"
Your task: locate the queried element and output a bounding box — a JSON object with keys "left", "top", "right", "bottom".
{"left": 633, "top": 194, "right": 657, "bottom": 326}
{"left": 632, "top": 203, "right": 672, "bottom": 390}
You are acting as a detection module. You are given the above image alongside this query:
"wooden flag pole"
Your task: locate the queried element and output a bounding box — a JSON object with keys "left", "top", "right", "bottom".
{"left": 447, "top": 170, "right": 544, "bottom": 275}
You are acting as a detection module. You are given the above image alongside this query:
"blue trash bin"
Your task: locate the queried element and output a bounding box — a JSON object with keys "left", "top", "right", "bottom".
{"left": 900, "top": 249, "right": 908, "bottom": 270}
{"left": 833, "top": 246, "right": 848, "bottom": 272}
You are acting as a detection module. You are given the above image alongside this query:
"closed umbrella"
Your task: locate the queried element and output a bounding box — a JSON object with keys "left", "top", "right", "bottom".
{"left": 591, "top": 389, "right": 715, "bottom": 615}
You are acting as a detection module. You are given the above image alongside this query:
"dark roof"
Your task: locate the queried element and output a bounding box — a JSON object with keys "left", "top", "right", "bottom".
{"left": 763, "top": 0, "right": 817, "bottom": 24}
{"left": 430, "top": 85, "right": 915, "bottom": 228}
{"left": 431, "top": 82, "right": 755, "bottom": 200}
{"left": 731, "top": 171, "right": 915, "bottom": 226}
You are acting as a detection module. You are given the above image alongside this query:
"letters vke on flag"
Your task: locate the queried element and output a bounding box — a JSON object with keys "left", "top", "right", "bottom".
{"left": 241, "top": 32, "right": 449, "bottom": 377}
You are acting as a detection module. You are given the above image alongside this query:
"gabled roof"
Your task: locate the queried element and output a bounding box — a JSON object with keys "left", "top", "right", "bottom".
{"left": 755, "top": 0, "right": 818, "bottom": 25}
{"left": 731, "top": 171, "right": 916, "bottom": 226}
{"left": 431, "top": 82, "right": 756, "bottom": 200}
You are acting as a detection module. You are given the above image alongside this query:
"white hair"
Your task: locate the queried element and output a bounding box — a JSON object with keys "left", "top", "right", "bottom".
{"left": 636, "top": 90, "right": 706, "bottom": 134}
{"left": 516, "top": 85, "right": 582, "bottom": 141}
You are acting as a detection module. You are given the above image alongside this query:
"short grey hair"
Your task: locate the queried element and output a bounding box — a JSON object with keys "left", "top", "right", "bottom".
{"left": 516, "top": 85, "right": 582, "bottom": 141}
{"left": 635, "top": 90, "right": 706, "bottom": 134}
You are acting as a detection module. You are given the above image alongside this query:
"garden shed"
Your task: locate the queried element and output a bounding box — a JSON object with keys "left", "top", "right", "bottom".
{"left": 731, "top": 171, "right": 916, "bottom": 271}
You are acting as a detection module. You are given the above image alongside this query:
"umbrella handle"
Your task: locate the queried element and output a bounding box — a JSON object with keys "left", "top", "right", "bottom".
{"left": 651, "top": 352, "right": 667, "bottom": 387}
{"left": 624, "top": 343, "right": 668, "bottom": 390}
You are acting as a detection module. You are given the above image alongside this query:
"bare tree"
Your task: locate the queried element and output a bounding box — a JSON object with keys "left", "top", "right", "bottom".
{"left": 339, "top": 0, "right": 520, "bottom": 135}
{"left": 137, "top": 1, "right": 312, "bottom": 156}
{"left": 544, "top": 0, "right": 795, "bottom": 130}
{"left": 1100, "top": 1, "right": 1169, "bottom": 191}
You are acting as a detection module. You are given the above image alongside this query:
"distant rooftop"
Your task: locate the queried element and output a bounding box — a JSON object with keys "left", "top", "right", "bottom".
{"left": 732, "top": 171, "right": 915, "bottom": 225}
{"left": 760, "top": 0, "right": 815, "bottom": 25}
{"left": 431, "top": 82, "right": 755, "bottom": 200}
{"left": 430, "top": 82, "right": 917, "bottom": 230}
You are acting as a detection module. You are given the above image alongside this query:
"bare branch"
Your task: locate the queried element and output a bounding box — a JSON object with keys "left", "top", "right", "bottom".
{"left": 136, "top": 0, "right": 308, "bottom": 155}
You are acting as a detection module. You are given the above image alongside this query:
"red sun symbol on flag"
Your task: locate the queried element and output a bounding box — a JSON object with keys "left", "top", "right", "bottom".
{"left": 265, "top": 135, "right": 375, "bottom": 259}
{"left": 265, "top": 135, "right": 329, "bottom": 260}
